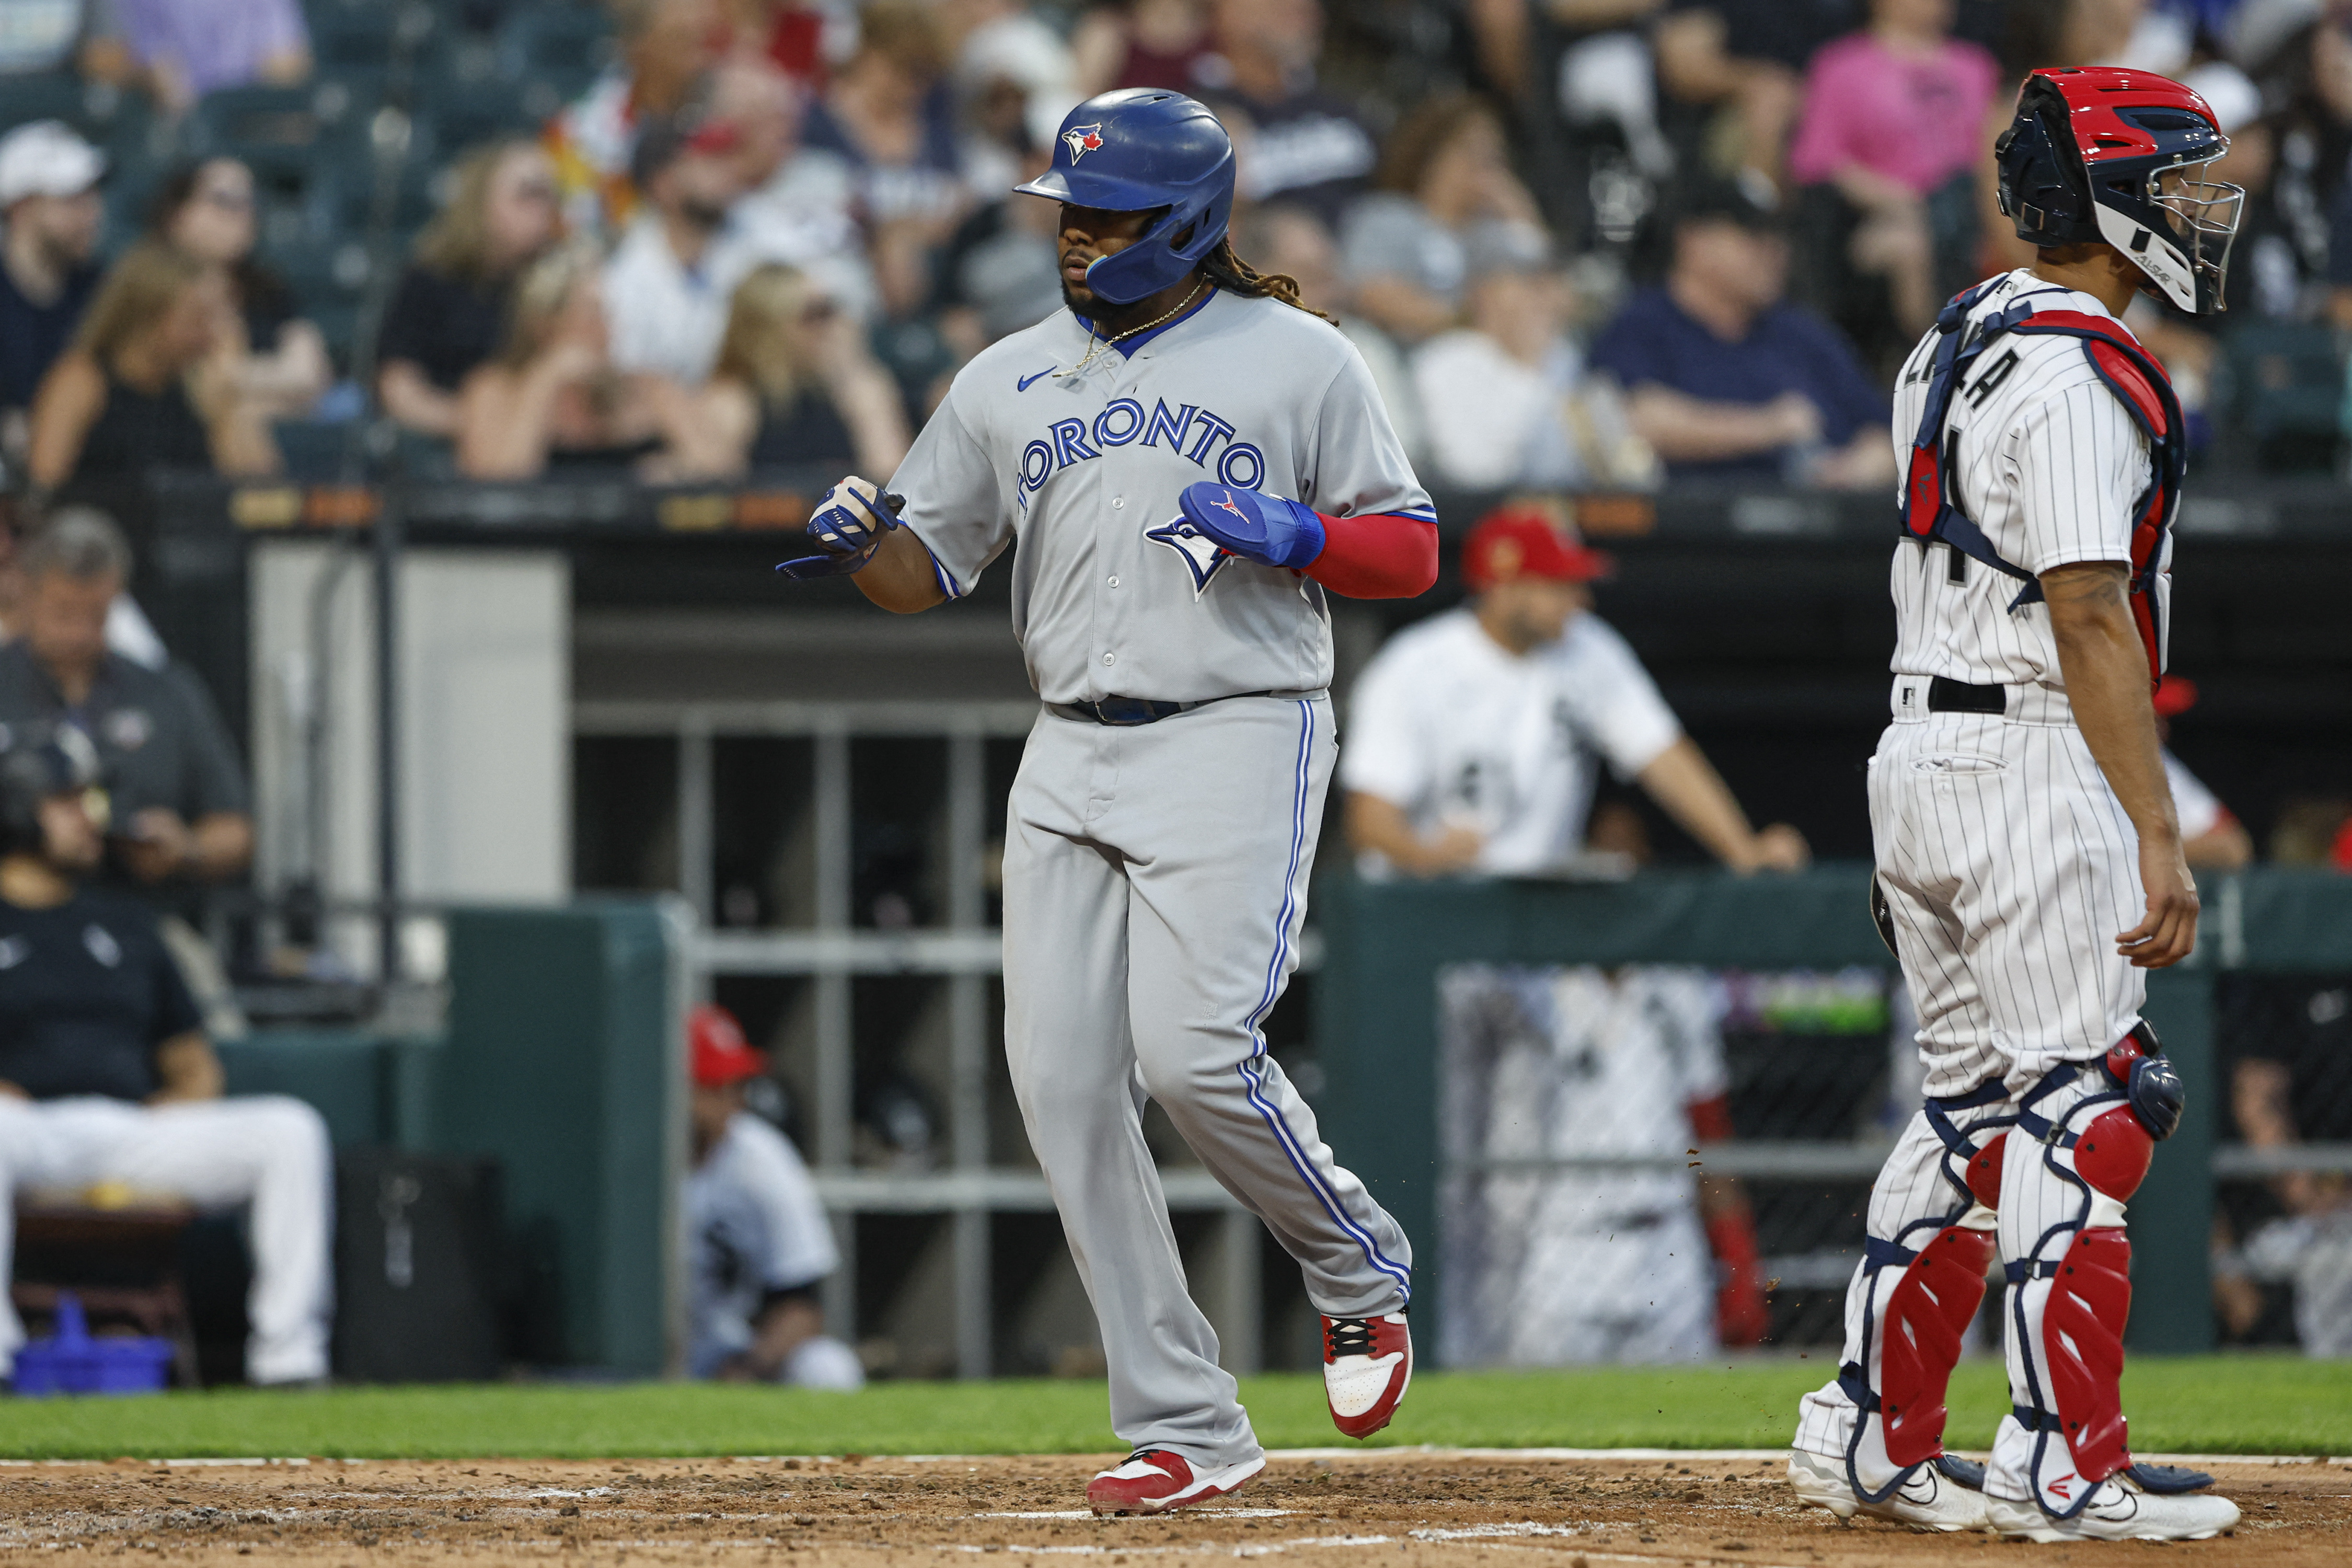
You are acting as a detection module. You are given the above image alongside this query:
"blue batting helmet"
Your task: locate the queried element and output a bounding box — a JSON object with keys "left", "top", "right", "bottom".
{"left": 1014, "top": 88, "right": 1236, "bottom": 306}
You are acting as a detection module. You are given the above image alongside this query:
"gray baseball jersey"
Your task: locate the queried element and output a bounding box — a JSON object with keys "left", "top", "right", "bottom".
{"left": 884, "top": 286, "right": 1422, "bottom": 1471}
{"left": 891, "top": 289, "right": 1434, "bottom": 704}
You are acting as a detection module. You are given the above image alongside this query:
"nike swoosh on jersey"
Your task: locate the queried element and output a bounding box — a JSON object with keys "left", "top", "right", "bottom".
{"left": 1017, "top": 368, "right": 1056, "bottom": 391}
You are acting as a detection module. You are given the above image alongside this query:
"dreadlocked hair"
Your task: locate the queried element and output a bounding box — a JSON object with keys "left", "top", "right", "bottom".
{"left": 1202, "top": 236, "right": 1335, "bottom": 324}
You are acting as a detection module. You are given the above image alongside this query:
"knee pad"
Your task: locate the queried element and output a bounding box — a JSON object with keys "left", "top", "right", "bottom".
{"left": 2073, "top": 1106, "right": 2154, "bottom": 1201}
{"left": 1878, "top": 1224, "right": 1994, "bottom": 1467}
{"left": 2042, "top": 1226, "right": 2133, "bottom": 1485}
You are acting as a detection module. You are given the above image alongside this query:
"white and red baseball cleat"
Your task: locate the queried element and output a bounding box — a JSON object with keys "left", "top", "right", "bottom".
{"left": 1085, "top": 1450, "right": 1265, "bottom": 1516}
{"left": 1321, "top": 1311, "right": 1411, "bottom": 1438}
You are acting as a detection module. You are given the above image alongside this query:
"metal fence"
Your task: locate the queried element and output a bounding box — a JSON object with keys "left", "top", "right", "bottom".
{"left": 1316, "top": 869, "right": 2352, "bottom": 1363}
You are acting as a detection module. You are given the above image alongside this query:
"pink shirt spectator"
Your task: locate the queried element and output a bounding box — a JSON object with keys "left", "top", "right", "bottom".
{"left": 1788, "top": 32, "right": 2000, "bottom": 196}
{"left": 110, "top": 0, "right": 308, "bottom": 100}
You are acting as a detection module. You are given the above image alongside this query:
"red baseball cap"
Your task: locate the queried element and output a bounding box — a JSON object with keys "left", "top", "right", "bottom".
{"left": 1462, "top": 506, "right": 1613, "bottom": 593}
{"left": 2153, "top": 675, "right": 2199, "bottom": 719}
{"left": 689, "top": 1003, "right": 768, "bottom": 1087}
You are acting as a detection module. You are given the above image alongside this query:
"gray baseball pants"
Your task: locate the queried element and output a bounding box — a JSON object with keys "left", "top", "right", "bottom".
{"left": 1002, "top": 692, "right": 1413, "bottom": 1470}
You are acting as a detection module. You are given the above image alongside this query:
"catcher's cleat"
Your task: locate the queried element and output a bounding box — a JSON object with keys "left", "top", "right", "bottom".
{"left": 1321, "top": 1311, "right": 1411, "bottom": 1438}
{"left": 1788, "top": 1449, "right": 1991, "bottom": 1532}
{"left": 1086, "top": 1450, "right": 1264, "bottom": 1516}
{"left": 1986, "top": 1475, "right": 2239, "bottom": 1542}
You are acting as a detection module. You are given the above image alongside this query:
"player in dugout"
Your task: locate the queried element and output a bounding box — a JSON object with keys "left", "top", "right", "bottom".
{"left": 0, "top": 721, "right": 331, "bottom": 1387}
{"left": 1341, "top": 505, "right": 1809, "bottom": 881}
{"left": 1343, "top": 506, "right": 1804, "bottom": 1363}
{"left": 683, "top": 1002, "right": 863, "bottom": 1389}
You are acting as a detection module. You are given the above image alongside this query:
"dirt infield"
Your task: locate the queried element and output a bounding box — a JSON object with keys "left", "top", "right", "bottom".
{"left": 1, "top": 1451, "right": 2342, "bottom": 1565}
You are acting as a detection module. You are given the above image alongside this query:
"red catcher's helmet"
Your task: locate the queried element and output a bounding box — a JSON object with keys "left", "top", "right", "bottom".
{"left": 1995, "top": 66, "right": 2244, "bottom": 315}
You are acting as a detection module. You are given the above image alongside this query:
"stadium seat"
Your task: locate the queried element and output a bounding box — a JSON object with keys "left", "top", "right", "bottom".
{"left": 262, "top": 234, "right": 381, "bottom": 370}
{"left": 306, "top": 0, "right": 448, "bottom": 99}
{"left": 0, "top": 71, "right": 101, "bottom": 137}
{"left": 494, "top": 3, "right": 616, "bottom": 101}
{"left": 185, "top": 81, "right": 369, "bottom": 152}
{"left": 272, "top": 418, "right": 365, "bottom": 479}
{"left": 331, "top": 155, "right": 442, "bottom": 240}
{"left": 419, "top": 76, "right": 546, "bottom": 157}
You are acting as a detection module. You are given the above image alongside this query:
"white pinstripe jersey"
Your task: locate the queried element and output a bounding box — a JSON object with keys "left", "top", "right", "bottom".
{"left": 1887, "top": 270, "right": 2159, "bottom": 691}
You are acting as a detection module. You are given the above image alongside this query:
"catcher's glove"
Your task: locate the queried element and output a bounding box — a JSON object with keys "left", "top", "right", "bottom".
{"left": 1870, "top": 876, "right": 1899, "bottom": 960}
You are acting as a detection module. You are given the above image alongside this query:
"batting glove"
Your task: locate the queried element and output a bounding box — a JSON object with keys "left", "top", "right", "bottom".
{"left": 777, "top": 479, "right": 903, "bottom": 580}
{"left": 1177, "top": 481, "right": 1325, "bottom": 570}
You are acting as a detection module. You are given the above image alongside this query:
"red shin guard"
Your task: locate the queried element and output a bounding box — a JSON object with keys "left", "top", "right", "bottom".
{"left": 1880, "top": 1225, "right": 1994, "bottom": 1466}
{"left": 2043, "top": 1227, "right": 2134, "bottom": 1484}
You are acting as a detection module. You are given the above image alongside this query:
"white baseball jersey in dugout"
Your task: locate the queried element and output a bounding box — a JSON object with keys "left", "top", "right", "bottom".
{"left": 1342, "top": 608, "right": 1682, "bottom": 877}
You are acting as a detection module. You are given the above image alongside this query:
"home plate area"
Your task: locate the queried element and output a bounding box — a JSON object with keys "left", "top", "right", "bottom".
{"left": 0, "top": 1452, "right": 2342, "bottom": 1565}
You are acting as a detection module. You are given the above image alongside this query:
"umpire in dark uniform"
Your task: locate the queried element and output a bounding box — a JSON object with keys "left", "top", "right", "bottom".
{"left": 0, "top": 508, "right": 251, "bottom": 893}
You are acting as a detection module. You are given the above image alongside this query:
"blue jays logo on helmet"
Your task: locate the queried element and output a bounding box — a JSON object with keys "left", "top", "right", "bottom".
{"left": 1015, "top": 88, "right": 1238, "bottom": 306}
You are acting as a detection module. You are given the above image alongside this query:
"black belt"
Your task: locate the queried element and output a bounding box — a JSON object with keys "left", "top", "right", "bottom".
{"left": 1047, "top": 690, "right": 1278, "bottom": 727}
{"left": 1928, "top": 676, "right": 2005, "bottom": 715}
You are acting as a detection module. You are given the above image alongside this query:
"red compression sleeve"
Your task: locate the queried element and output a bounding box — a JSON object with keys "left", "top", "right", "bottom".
{"left": 1687, "top": 1093, "right": 1736, "bottom": 1144}
{"left": 1708, "top": 1209, "right": 1770, "bottom": 1346}
{"left": 1303, "top": 512, "right": 1438, "bottom": 599}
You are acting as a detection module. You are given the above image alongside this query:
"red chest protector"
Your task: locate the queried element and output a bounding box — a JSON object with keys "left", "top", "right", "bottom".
{"left": 1900, "top": 280, "right": 2182, "bottom": 688}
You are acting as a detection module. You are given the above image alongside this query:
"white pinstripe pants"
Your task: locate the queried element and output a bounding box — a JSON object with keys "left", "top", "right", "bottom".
{"left": 1864, "top": 710, "right": 2146, "bottom": 1100}
{"left": 1795, "top": 710, "right": 2152, "bottom": 1495}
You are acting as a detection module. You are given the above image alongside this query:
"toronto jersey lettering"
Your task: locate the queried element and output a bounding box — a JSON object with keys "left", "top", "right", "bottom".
{"left": 1887, "top": 270, "right": 2158, "bottom": 691}
{"left": 889, "top": 289, "right": 1435, "bottom": 705}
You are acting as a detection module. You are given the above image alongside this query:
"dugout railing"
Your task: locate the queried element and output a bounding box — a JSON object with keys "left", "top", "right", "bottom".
{"left": 1314, "top": 867, "right": 2352, "bottom": 1361}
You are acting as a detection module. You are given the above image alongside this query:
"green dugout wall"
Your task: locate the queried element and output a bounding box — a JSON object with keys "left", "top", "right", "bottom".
{"left": 1313, "top": 866, "right": 2352, "bottom": 1358}
{"left": 219, "top": 901, "right": 687, "bottom": 1376}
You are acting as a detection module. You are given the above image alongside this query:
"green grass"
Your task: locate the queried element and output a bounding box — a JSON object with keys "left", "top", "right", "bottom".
{"left": 1, "top": 1358, "right": 2344, "bottom": 1461}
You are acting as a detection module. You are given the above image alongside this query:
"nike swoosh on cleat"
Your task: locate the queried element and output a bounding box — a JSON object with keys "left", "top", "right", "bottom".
{"left": 1017, "top": 368, "right": 1055, "bottom": 391}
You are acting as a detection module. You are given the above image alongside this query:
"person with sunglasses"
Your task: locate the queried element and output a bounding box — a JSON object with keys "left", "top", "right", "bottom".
{"left": 377, "top": 139, "right": 566, "bottom": 440}
{"left": 146, "top": 157, "right": 329, "bottom": 422}
{"left": 655, "top": 262, "right": 908, "bottom": 480}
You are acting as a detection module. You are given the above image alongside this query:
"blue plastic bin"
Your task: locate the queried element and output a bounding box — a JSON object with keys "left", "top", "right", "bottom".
{"left": 11, "top": 1294, "right": 175, "bottom": 1395}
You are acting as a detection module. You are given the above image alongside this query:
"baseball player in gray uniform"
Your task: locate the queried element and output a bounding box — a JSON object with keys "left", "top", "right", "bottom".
{"left": 1788, "top": 67, "right": 2241, "bottom": 1542}
{"left": 777, "top": 88, "right": 1434, "bottom": 1515}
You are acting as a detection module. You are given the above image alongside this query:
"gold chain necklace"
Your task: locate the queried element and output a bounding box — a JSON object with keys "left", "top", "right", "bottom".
{"left": 1067, "top": 279, "right": 1208, "bottom": 377}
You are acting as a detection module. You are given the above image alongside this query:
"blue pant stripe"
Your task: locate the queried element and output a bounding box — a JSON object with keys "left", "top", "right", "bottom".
{"left": 1233, "top": 699, "right": 1411, "bottom": 1302}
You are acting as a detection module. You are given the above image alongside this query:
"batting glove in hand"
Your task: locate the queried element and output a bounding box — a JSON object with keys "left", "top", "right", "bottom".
{"left": 777, "top": 479, "right": 904, "bottom": 579}
{"left": 1177, "top": 481, "right": 1325, "bottom": 570}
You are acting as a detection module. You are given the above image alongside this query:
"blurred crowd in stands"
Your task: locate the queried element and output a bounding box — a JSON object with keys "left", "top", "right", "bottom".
{"left": 5, "top": 0, "right": 2352, "bottom": 492}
